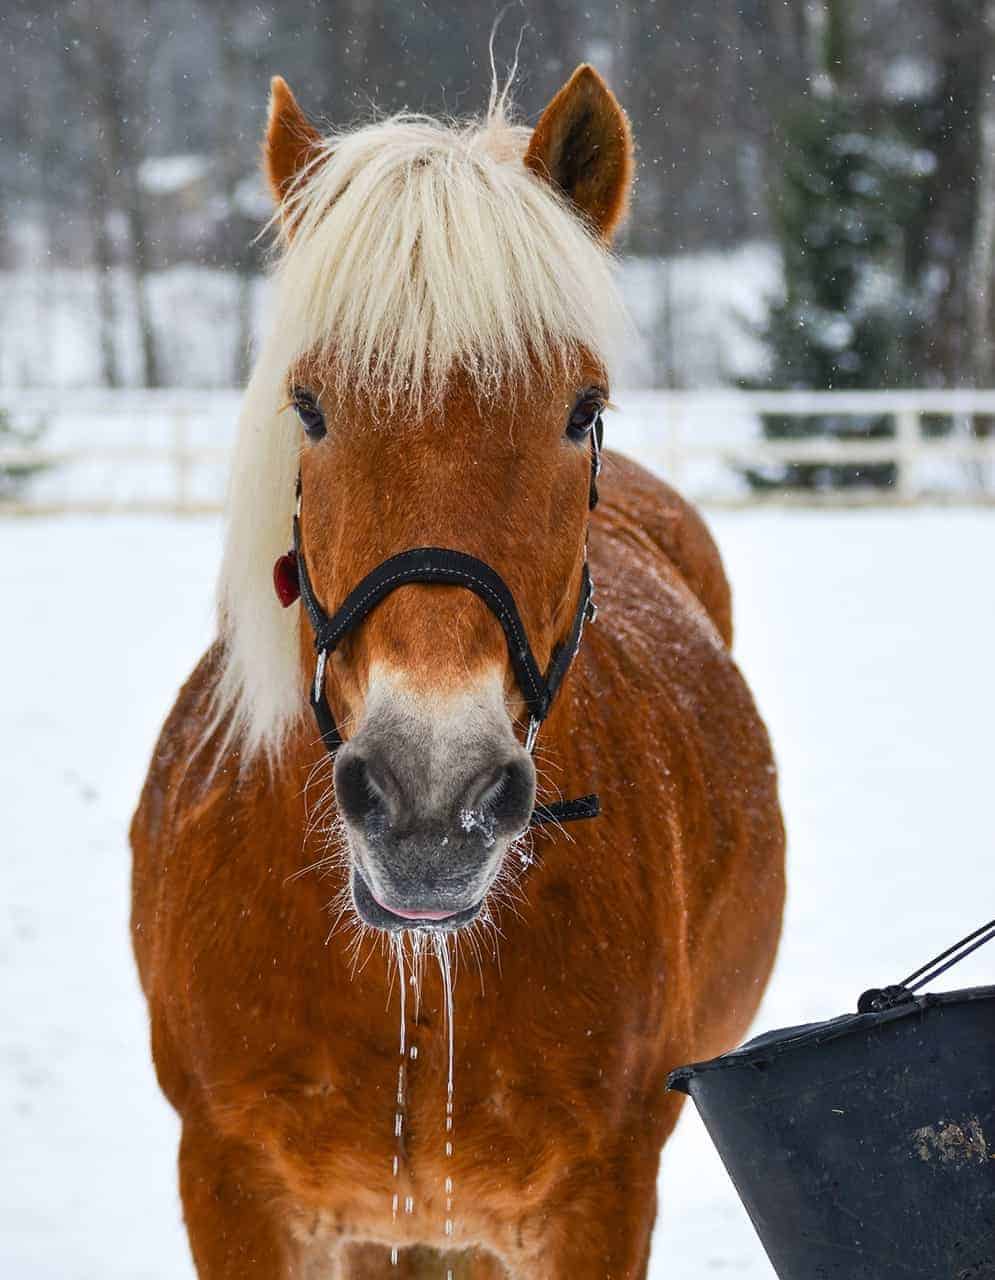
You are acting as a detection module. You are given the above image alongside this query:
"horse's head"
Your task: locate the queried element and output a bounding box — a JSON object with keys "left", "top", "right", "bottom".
{"left": 219, "top": 68, "right": 632, "bottom": 932}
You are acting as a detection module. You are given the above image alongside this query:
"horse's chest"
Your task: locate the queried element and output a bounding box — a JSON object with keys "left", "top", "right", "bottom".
{"left": 192, "top": 963, "right": 638, "bottom": 1232}
{"left": 170, "top": 857, "right": 671, "bottom": 1223}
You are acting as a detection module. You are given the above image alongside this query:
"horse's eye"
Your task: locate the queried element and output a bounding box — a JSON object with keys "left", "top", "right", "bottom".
{"left": 292, "top": 388, "right": 326, "bottom": 441}
{"left": 566, "top": 393, "right": 604, "bottom": 441}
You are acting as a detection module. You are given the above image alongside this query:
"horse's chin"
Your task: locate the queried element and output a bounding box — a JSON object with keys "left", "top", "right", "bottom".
{"left": 349, "top": 865, "right": 485, "bottom": 934}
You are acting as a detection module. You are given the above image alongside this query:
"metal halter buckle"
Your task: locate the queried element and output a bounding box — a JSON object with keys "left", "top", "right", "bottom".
{"left": 313, "top": 648, "right": 328, "bottom": 703}
{"left": 592, "top": 412, "right": 604, "bottom": 479}
{"left": 525, "top": 717, "right": 541, "bottom": 754}
{"left": 586, "top": 580, "right": 598, "bottom": 624}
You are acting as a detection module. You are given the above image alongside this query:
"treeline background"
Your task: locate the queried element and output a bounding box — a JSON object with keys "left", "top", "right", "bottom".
{"left": 2, "top": 0, "right": 994, "bottom": 390}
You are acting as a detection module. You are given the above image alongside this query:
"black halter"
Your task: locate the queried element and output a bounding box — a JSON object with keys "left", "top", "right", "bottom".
{"left": 292, "top": 415, "right": 604, "bottom": 829}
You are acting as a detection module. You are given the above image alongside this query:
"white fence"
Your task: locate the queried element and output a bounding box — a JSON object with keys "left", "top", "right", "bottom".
{"left": 2, "top": 388, "right": 995, "bottom": 513}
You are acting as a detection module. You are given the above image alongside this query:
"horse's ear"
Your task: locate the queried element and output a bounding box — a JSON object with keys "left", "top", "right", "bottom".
{"left": 264, "top": 76, "right": 324, "bottom": 207}
{"left": 524, "top": 65, "right": 633, "bottom": 242}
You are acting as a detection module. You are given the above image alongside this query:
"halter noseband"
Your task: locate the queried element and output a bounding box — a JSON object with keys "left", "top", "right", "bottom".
{"left": 277, "top": 415, "right": 604, "bottom": 829}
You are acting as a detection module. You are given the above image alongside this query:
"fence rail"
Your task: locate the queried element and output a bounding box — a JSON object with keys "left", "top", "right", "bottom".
{"left": 2, "top": 388, "right": 994, "bottom": 513}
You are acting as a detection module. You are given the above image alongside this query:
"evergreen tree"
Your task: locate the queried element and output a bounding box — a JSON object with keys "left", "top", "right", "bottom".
{"left": 747, "top": 2, "right": 928, "bottom": 489}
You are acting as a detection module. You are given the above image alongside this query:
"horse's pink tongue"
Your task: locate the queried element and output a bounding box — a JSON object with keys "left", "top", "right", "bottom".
{"left": 373, "top": 893, "right": 456, "bottom": 922}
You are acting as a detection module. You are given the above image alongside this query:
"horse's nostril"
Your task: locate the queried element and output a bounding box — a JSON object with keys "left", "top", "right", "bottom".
{"left": 464, "top": 754, "right": 535, "bottom": 833}
{"left": 465, "top": 766, "right": 509, "bottom": 812}
{"left": 334, "top": 747, "right": 392, "bottom": 827}
{"left": 363, "top": 757, "right": 393, "bottom": 808}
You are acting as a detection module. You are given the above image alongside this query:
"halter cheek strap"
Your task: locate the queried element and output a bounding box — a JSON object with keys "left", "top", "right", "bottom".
{"left": 282, "top": 417, "right": 605, "bottom": 829}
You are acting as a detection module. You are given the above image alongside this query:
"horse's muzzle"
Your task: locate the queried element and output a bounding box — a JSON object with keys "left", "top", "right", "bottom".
{"left": 334, "top": 734, "right": 536, "bottom": 932}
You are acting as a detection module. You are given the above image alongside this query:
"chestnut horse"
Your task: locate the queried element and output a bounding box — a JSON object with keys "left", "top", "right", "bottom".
{"left": 131, "top": 67, "right": 784, "bottom": 1279}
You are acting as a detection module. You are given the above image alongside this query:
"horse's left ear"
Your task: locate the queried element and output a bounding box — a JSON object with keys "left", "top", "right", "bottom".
{"left": 524, "top": 65, "right": 633, "bottom": 242}
{"left": 264, "top": 75, "right": 324, "bottom": 207}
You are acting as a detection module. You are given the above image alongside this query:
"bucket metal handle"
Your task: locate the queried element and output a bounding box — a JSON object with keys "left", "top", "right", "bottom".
{"left": 858, "top": 916, "right": 995, "bottom": 1013}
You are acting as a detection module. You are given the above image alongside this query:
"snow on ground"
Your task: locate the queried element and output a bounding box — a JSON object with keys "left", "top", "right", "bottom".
{"left": 2, "top": 507, "right": 994, "bottom": 1278}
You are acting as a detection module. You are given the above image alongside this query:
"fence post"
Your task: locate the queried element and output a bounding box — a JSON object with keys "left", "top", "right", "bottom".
{"left": 895, "top": 408, "right": 919, "bottom": 501}
{"left": 172, "top": 409, "right": 190, "bottom": 513}
{"left": 665, "top": 392, "right": 683, "bottom": 488}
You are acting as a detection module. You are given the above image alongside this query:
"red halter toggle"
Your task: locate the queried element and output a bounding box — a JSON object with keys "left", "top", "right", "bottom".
{"left": 273, "top": 550, "right": 300, "bottom": 607}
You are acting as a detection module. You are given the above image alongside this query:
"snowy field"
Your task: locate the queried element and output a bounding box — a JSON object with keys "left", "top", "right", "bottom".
{"left": 3, "top": 506, "right": 994, "bottom": 1278}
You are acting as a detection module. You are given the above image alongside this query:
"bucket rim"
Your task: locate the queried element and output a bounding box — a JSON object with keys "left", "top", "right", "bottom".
{"left": 667, "top": 983, "right": 995, "bottom": 1093}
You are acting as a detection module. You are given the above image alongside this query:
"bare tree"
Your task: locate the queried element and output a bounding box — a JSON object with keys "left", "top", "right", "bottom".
{"left": 903, "top": 0, "right": 984, "bottom": 385}
{"left": 969, "top": 0, "right": 995, "bottom": 396}
{"left": 67, "top": 0, "right": 161, "bottom": 387}
{"left": 60, "top": 16, "right": 120, "bottom": 387}
{"left": 217, "top": 0, "right": 256, "bottom": 385}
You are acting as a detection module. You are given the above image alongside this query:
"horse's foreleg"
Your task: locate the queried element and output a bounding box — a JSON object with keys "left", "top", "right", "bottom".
{"left": 178, "top": 1113, "right": 305, "bottom": 1278}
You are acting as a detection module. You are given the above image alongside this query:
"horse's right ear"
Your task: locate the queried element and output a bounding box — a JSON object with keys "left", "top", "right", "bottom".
{"left": 264, "top": 76, "right": 324, "bottom": 208}
{"left": 524, "top": 65, "right": 633, "bottom": 242}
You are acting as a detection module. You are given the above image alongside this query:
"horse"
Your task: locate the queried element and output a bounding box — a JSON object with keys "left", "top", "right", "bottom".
{"left": 131, "top": 65, "right": 785, "bottom": 1279}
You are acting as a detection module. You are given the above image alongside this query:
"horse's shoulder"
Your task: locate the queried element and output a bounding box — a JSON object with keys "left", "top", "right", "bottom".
{"left": 130, "top": 644, "right": 230, "bottom": 985}
{"left": 593, "top": 450, "right": 733, "bottom": 646}
{"left": 133, "top": 641, "right": 225, "bottom": 810}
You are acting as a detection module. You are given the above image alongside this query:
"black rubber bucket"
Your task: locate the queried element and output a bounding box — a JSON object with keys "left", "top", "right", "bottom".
{"left": 668, "top": 939, "right": 995, "bottom": 1280}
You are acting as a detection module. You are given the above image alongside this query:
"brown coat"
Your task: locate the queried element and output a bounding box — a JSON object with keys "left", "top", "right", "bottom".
{"left": 131, "top": 452, "right": 784, "bottom": 1278}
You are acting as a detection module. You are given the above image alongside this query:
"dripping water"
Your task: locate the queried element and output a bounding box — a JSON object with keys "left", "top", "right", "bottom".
{"left": 434, "top": 933, "right": 456, "bottom": 1257}
{"left": 390, "top": 937, "right": 408, "bottom": 1267}
{"left": 388, "top": 931, "right": 458, "bottom": 1276}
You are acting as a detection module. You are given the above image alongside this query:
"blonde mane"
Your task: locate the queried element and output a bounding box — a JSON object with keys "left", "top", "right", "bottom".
{"left": 215, "top": 98, "right": 630, "bottom": 762}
